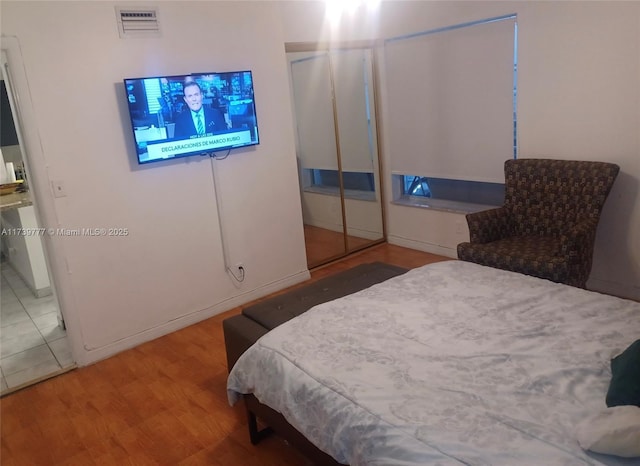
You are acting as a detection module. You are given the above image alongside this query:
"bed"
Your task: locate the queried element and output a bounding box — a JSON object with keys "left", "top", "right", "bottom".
{"left": 227, "top": 260, "right": 640, "bottom": 465}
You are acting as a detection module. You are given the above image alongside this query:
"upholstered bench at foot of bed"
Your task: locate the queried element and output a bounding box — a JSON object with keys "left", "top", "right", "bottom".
{"left": 223, "top": 261, "right": 408, "bottom": 372}
{"left": 223, "top": 315, "right": 270, "bottom": 373}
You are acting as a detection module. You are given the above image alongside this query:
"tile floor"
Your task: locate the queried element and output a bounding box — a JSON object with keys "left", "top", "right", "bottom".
{"left": 0, "top": 262, "right": 74, "bottom": 395}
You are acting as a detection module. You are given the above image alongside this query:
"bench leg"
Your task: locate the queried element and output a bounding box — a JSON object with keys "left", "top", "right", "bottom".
{"left": 246, "top": 406, "right": 274, "bottom": 445}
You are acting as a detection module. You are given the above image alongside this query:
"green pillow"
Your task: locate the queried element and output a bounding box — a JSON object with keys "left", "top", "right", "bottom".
{"left": 606, "top": 340, "right": 640, "bottom": 407}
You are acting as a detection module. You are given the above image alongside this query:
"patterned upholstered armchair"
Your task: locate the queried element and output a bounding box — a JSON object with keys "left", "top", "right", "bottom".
{"left": 457, "top": 159, "right": 619, "bottom": 288}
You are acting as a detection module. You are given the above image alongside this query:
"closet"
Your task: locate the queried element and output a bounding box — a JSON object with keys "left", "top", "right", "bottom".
{"left": 287, "top": 44, "right": 385, "bottom": 268}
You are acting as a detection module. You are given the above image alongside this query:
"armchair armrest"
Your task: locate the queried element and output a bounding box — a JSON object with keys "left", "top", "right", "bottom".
{"left": 466, "top": 207, "right": 512, "bottom": 244}
{"left": 560, "top": 219, "right": 599, "bottom": 262}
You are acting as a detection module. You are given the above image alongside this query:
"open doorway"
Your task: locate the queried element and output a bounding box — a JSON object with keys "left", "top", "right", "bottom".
{"left": 1, "top": 50, "right": 74, "bottom": 395}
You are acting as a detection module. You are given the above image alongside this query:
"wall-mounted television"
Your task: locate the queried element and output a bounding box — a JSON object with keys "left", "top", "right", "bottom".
{"left": 123, "top": 71, "right": 259, "bottom": 164}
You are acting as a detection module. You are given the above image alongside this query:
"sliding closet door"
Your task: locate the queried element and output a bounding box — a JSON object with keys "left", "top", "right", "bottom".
{"left": 290, "top": 52, "right": 347, "bottom": 267}
{"left": 289, "top": 46, "right": 385, "bottom": 269}
{"left": 331, "top": 48, "right": 384, "bottom": 253}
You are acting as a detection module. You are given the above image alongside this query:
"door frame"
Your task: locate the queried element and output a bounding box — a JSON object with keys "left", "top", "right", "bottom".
{"left": 1, "top": 36, "right": 79, "bottom": 366}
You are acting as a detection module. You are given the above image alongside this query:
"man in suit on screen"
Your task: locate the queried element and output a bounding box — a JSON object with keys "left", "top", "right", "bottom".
{"left": 174, "top": 81, "right": 227, "bottom": 139}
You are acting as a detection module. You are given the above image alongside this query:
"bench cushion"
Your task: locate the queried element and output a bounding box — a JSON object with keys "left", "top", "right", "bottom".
{"left": 242, "top": 262, "right": 408, "bottom": 330}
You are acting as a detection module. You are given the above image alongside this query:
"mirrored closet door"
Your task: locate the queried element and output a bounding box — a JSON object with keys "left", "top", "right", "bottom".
{"left": 287, "top": 45, "right": 385, "bottom": 268}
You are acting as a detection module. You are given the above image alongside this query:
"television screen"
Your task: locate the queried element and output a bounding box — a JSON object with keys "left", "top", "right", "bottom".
{"left": 123, "top": 71, "right": 259, "bottom": 164}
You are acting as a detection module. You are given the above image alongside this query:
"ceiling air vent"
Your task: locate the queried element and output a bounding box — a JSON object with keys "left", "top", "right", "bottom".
{"left": 116, "top": 7, "right": 160, "bottom": 38}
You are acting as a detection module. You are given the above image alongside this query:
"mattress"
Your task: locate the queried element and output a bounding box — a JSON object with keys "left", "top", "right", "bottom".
{"left": 227, "top": 260, "right": 640, "bottom": 465}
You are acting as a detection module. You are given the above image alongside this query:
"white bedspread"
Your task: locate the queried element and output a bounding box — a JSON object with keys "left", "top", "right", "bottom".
{"left": 227, "top": 261, "right": 640, "bottom": 465}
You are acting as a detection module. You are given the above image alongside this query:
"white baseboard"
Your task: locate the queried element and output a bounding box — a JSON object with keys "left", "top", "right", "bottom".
{"left": 387, "top": 235, "right": 458, "bottom": 259}
{"left": 75, "top": 269, "right": 311, "bottom": 366}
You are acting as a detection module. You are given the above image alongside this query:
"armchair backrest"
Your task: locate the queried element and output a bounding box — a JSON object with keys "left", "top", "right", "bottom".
{"left": 504, "top": 159, "right": 620, "bottom": 237}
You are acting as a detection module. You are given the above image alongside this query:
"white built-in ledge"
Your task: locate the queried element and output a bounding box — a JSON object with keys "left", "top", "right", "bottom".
{"left": 392, "top": 196, "right": 498, "bottom": 215}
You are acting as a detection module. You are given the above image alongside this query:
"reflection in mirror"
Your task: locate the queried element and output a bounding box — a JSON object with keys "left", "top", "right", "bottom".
{"left": 290, "top": 51, "right": 345, "bottom": 267}
{"left": 331, "top": 48, "right": 384, "bottom": 253}
{"left": 288, "top": 46, "right": 384, "bottom": 269}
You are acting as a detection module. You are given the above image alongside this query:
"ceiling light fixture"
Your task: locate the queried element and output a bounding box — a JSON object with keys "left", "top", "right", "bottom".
{"left": 325, "top": 0, "right": 380, "bottom": 25}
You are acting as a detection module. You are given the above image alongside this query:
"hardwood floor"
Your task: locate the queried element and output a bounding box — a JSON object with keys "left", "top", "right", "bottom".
{"left": 0, "top": 244, "right": 450, "bottom": 465}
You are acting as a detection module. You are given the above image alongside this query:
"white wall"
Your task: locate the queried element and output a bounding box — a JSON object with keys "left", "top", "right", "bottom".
{"left": 1, "top": 1, "right": 309, "bottom": 365}
{"left": 1, "top": 206, "right": 51, "bottom": 296}
{"left": 279, "top": 1, "right": 640, "bottom": 300}
{"left": 1, "top": 145, "right": 22, "bottom": 164}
